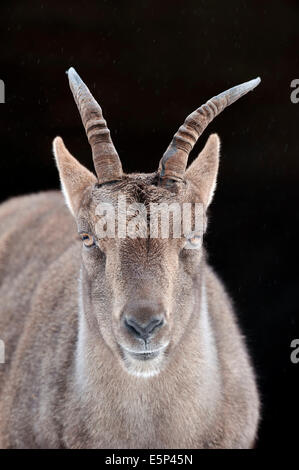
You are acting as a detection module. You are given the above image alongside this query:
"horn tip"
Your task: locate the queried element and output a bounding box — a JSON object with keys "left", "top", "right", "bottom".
{"left": 227, "top": 76, "right": 261, "bottom": 103}
{"left": 245, "top": 76, "right": 261, "bottom": 91}
{"left": 252, "top": 76, "right": 261, "bottom": 86}
{"left": 66, "top": 66, "right": 76, "bottom": 75}
{"left": 66, "top": 67, "right": 81, "bottom": 86}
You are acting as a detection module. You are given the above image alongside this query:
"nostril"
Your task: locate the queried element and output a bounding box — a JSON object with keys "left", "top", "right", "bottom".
{"left": 124, "top": 316, "right": 164, "bottom": 339}
{"left": 147, "top": 317, "right": 164, "bottom": 334}
{"left": 124, "top": 317, "right": 144, "bottom": 338}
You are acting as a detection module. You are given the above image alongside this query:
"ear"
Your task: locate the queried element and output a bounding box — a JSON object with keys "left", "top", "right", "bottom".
{"left": 53, "top": 137, "right": 97, "bottom": 217}
{"left": 185, "top": 133, "right": 220, "bottom": 208}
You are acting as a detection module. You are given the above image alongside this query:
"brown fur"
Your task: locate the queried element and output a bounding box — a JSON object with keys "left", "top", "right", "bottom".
{"left": 0, "top": 131, "right": 259, "bottom": 448}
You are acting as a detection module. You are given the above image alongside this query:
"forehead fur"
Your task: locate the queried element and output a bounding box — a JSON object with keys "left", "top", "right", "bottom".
{"left": 76, "top": 173, "right": 202, "bottom": 245}
{"left": 80, "top": 172, "right": 194, "bottom": 216}
{"left": 96, "top": 173, "right": 189, "bottom": 204}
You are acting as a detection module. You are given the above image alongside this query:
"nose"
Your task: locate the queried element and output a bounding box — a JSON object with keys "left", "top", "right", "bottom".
{"left": 124, "top": 315, "right": 164, "bottom": 341}
{"left": 122, "top": 299, "right": 166, "bottom": 342}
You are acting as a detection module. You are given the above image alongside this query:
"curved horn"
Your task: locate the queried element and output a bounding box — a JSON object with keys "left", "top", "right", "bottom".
{"left": 159, "top": 77, "right": 261, "bottom": 182}
{"left": 67, "top": 67, "right": 123, "bottom": 184}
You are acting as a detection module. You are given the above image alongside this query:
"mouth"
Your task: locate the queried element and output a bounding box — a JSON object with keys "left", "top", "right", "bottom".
{"left": 129, "top": 351, "right": 159, "bottom": 361}
{"left": 120, "top": 343, "right": 168, "bottom": 362}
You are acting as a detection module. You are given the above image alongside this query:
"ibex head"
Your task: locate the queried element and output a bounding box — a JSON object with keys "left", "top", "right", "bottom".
{"left": 53, "top": 68, "right": 260, "bottom": 377}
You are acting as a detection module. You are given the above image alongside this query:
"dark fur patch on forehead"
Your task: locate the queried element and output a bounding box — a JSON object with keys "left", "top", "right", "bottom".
{"left": 91, "top": 172, "right": 188, "bottom": 207}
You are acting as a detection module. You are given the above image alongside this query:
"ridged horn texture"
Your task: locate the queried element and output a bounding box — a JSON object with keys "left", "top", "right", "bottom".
{"left": 159, "top": 77, "right": 261, "bottom": 182}
{"left": 67, "top": 67, "right": 123, "bottom": 184}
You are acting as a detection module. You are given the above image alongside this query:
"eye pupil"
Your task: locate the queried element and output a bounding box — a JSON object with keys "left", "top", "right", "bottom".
{"left": 80, "top": 233, "right": 95, "bottom": 247}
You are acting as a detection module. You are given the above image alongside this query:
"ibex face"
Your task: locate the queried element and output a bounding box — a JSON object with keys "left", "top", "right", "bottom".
{"left": 72, "top": 172, "right": 205, "bottom": 378}
{"left": 53, "top": 68, "right": 260, "bottom": 377}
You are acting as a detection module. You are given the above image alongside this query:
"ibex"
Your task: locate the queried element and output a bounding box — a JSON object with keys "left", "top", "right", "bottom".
{"left": 0, "top": 68, "right": 260, "bottom": 448}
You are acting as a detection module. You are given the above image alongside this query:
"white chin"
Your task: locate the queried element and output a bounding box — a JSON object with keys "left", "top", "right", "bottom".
{"left": 122, "top": 350, "right": 163, "bottom": 378}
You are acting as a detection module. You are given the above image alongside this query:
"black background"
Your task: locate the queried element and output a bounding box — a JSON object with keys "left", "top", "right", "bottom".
{"left": 0, "top": 0, "right": 298, "bottom": 449}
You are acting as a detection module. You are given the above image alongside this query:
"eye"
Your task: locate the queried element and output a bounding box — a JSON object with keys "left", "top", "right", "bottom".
{"left": 165, "top": 178, "right": 177, "bottom": 185}
{"left": 184, "top": 233, "right": 202, "bottom": 250}
{"left": 80, "top": 232, "right": 95, "bottom": 248}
